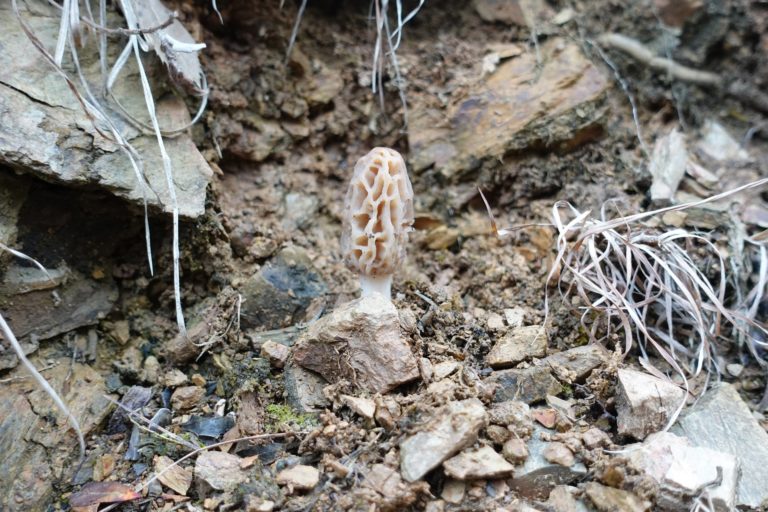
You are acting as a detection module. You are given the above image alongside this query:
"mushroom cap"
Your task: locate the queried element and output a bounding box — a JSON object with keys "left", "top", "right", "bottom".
{"left": 341, "top": 147, "right": 414, "bottom": 277}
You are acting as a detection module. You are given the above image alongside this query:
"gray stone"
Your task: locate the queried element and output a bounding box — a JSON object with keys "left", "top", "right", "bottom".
{"left": 536, "top": 345, "right": 608, "bottom": 382}
{"left": 584, "top": 482, "right": 650, "bottom": 512}
{"left": 194, "top": 451, "right": 247, "bottom": 491}
{"left": 649, "top": 129, "right": 688, "bottom": 202}
{"left": 170, "top": 386, "right": 205, "bottom": 411}
{"left": 442, "top": 446, "right": 515, "bottom": 480}
{"left": 276, "top": 464, "right": 319, "bottom": 491}
{"left": 293, "top": 294, "right": 419, "bottom": 394}
{"left": 283, "top": 362, "right": 329, "bottom": 413}
{"left": 281, "top": 192, "right": 319, "bottom": 231}
{"left": 260, "top": 341, "right": 290, "bottom": 369}
{"left": 489, "top": 400, "right": 533, "bottom": 438}
{"left": 491, "top": 366, "right": 561, "bottom": 404}
{"left": 0, "top": 2, "right": 212, "bottom": 218}
{"left": 0, "top": 264, "right": 117, "bottom": 348}
{"left": 542, "top": 442, "right": 575, "bottom": 467}
{"left": 626, "top": 432, "right": 738, "bottom": 512}
{"left": 616, "top": 369, "right": 685, "bottom": 440}
{"left": 509, "top": 427, "right": 587, "bottom": 500}
{"left": 0, "top": 361, "right": 113, "bottom": 510}
{"left": 672, "top": 383, "right": 768, "bottom": 510}
{"left": 546, "top": 486, "right": 590, "bottom": 512}
{"left": 502, "top": 438, "right": 529, "bottom": 464}
{"left": 240, "top": 246, "right": 327, "bottom": 330}
{"left": 340, "top": 395, "right": 376, "bottom": 420}
{"left": 400, "top": 398, "right": 488, "bottom": 482}
{"left": 697, "top": 120, "right": 749, "bottom": 163}
{"left": 441, "top": 479, "right": 466, "bottom": 504}
{"left": 486, "top": 325, "right": 547, "bottom": 369}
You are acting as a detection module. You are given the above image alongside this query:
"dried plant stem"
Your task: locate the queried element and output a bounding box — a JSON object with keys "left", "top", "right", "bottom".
{"left": 598, "top": 32, "right": 768, "bottom": 114}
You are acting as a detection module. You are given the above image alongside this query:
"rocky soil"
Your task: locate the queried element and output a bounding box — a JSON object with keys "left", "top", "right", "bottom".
{"left": 2, "top": 0, "right": 768, "bottom": 511}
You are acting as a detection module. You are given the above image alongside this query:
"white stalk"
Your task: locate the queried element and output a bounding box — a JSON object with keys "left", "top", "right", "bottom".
{"left": 359, "top": 274, "right": 392, "bottom": 300}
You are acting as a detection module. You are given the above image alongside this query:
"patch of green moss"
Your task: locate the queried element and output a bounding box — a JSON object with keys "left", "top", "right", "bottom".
{"left": 265, "top": 403, "right": 317, "bottom": 431}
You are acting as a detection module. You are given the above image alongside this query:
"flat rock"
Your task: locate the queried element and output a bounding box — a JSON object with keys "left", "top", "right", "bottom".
{"left": 0, "top": 264, "right": 117, "bottom": 350}
{"left": 509, "top": 426, "right": 587, "bottom": 500}
{"left": 340, "top": 395, "right": 376, "bottom": 420}
{"left": 616, "top": 369, "right": 685, "bottom": 440}
{"left": 671, "top": 383, "right": 768, "bottom": 509}
{"left": 584, "top": 482, "right": 650, "bottom": 512}
{"left": 502, "top": 438, "right": 529, "bottom": 464}
{"left": 626, "top": 432, "right": 738, "bottom": 512}
{"left": 195, "top": 451, "right": 246, "bottom": 491}
{"left": 649, "top": 129, "right": 688, "bottom": 202}
{"left": 171, "top": 386, "right": 205, "bottom": 411}
{"left": 486, "top": 325, "right": 547, "bottom": 369}
{"left": 491, "top": 366, "right": 561, "bottom": 404}
{"left": 0, "top": 361, "right": 113, "bottom": 510}
{"left": 409, "top": 39, "right": 609, "bottom": 177}
{"left": 546, "top": 485, "right": 590, "bottom": 512}
{"left": 293, "top": 294, "right": 419, "bottom": 394}
{"left": 261, "top": 341, "right": 290, "bottom": 368}
{"left": 0, "top": 2, "right": 212, "bottom": 218}
{"left": 441, "top": 479, "right": 466, "bottom": 504}
{"left": 284, "top": 362, "right": 329, "bottom": 413}
{"left": 489, "top": 400, "right": 533, "bottom": 438}
{"left": 542, "top": 442, "right": 575, "bottom": 467}
{"left": 536, "top": 344, "right": 608, "bottom": 382}
{"left": 155, "top": 455, "right": 192, "bottom": 495}
{"left": 443, "top": 445, "right": 515, "bottom": 480}
{"left": 240, "top": 246, "right": 327, "bottom": 330}
{"left": 400, "top": 398, "right": 488, "bottom": 482}
{"left": 276, "top": 464, "right": 319, "bottom": 491}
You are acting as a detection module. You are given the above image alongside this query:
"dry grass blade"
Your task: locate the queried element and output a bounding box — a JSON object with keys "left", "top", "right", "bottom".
{"left": 487, "top": 177, "right": 768, "bottom": 426}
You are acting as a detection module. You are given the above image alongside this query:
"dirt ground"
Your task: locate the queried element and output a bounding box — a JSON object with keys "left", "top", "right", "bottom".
{"left": 2, "top": 0, "right": 768, "bottom": 510}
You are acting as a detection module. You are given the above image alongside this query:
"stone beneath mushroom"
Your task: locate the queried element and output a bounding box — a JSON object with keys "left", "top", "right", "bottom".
{"left": 292, "top": 294, "right": 419, "bottom": 394}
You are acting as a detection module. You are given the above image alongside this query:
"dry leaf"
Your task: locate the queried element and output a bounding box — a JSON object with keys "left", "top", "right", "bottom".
{"left": 69, "top": 481, "right": 141, "bottom": 508}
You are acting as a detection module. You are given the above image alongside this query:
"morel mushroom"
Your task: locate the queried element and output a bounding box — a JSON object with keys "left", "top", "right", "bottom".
{"left": 341, "top": 147, "right": 414, "bottom": 299}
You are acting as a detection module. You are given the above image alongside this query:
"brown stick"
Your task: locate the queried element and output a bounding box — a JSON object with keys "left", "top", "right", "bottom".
{"left": 598, "top": 32, "right": 768, "bottom": 114}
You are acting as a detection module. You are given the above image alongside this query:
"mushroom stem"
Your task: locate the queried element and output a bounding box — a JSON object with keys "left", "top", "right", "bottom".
{"left": 359, "top": 274, "right": 392, "bottom": 300}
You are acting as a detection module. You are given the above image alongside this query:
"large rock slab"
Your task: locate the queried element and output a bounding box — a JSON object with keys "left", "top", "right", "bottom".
{"left": 672, "top": 383, "right": 768, "bottom": 510}
{"left": 616, "top": 369, "right": 685, "bottom": 440}
{"left": 399, "top": 398, "right": 488, "bottom": 482}
{"left": 0, "top": 1, "right": 212, "bottom": 218}
{"left": 0, "top": 264, "right": 117, "bottom": 344}
{"left": 409, "top": 39, "right": 609, "bottom": 177}
{"left": 293, "top": 294, "right": 419, "bottom": 394}
{"left": 0, "top": 361, "right": 114, "bottom": 510}
{"left": 626, "top": 432, "right": 738, "bottom": 512}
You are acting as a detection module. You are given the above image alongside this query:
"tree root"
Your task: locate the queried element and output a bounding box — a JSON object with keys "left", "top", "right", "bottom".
{"left": 598, "top": 32, "right": 768, "bottom": 114}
